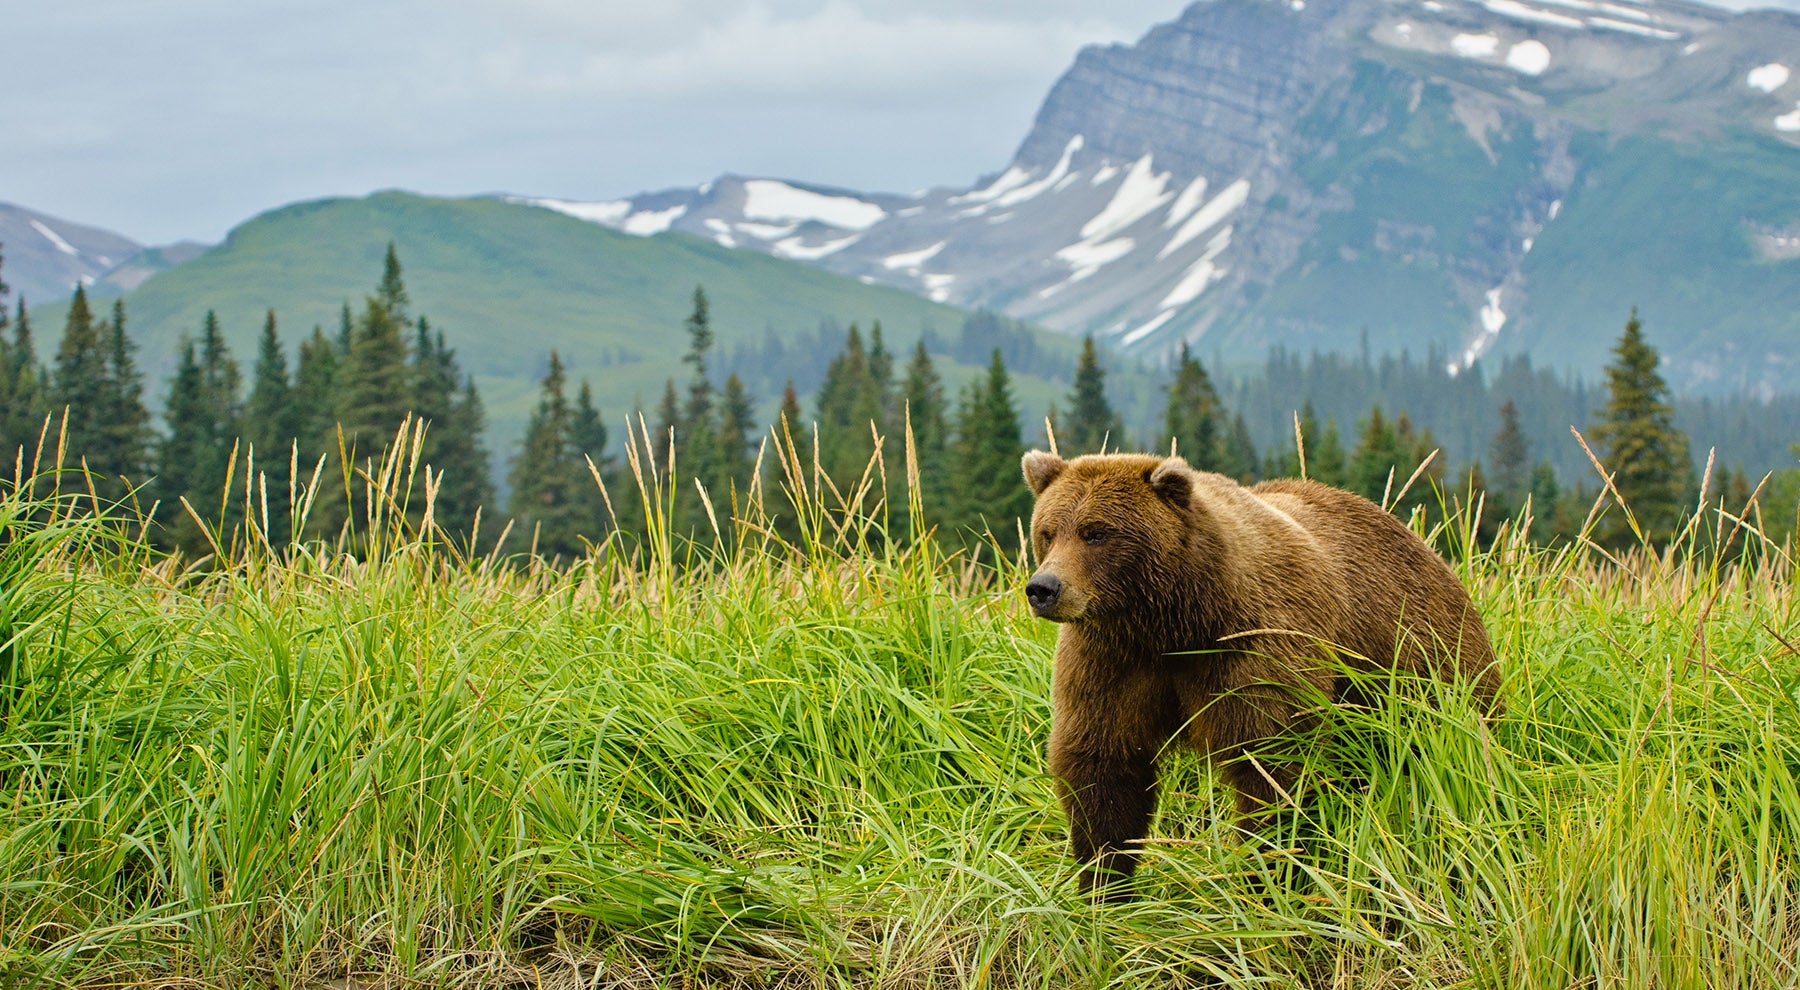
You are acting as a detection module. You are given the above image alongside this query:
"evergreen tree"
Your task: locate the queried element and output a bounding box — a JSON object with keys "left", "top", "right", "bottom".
{"left": 335, "top": 295, "right": 411, "bottom": 458}
{"left": 767, "top": 378, "right": 812, "bottom": 541}
{"left": 900, "top": 341, "right": 950, "bottom": 534}
{"left": 946, "top": 348, "right": 1031, "bottom": 554}
{"left": 244, "top": 310, "right": 298, "bottom": 532}
{"left": 570, "top": 380, "right": 610, "bottom": 478}
{"left": 1063, "top": 335, "right": 1123, "bottom": 455}
{"left": 91, "top": 299, "right": 153, "bottom": 499}
{"left": 567, "top": 378, "right": 611, "bottom": 536}
{"left": 868, "top": 321, "right": 894, "bottom": 425}
{"left": 376, "top": 242, "right": 409, "bottom": 327}
{"left": 680, "top": 286, "right": 717, "bottom": 489}
{"left": 508, "top": 351, "right": 589, "bottom": 559}
{"left": 0, "top": 295, "right": 45, "bottom": 468}
{"left": 1160, "top": 344, "right": 1225, "bottom": 469}
{"left": 157, "top": 312, "right": 244, "bottom": 551}
{"left": 715, "top": 372, "right": 758, "bottom": 505}
{"left": 1589, "top": 309, "right": 1694, "bottom": 547}
{"left": 1311, "top": 417, "right": 1348, "bottom": 488}
{"left": 407, "top": 319, "right": 493, "bottom": 534}
{"left": 1487, "top": 399, "right": 1530, "bottom": 509}
{"left": 1348, "top": 405, "right": 1406, "bottom": 504}
{"left": 293, "top": 325, "right": 340, "bottom": 460}
{"left": 813, "top": 324, "right": 889, "bottom": 504}
{"left": 48, "top": 285, "right": 106, "bottom": 467}
{"left": 1219, "top": 413, "right": 1258, "bottom": 483}
{"left": 432, "top": 379, "right": 495, "bottom": 540}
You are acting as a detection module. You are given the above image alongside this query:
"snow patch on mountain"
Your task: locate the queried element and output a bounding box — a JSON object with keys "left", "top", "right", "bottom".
{"left": 742, "top": 180, "right": 886, "bottom": 231}
{"left": 1453, "top": 33, "right": 1501, "bottom": 58}
{"left": 521, "top": 197, "right": 632, "bottom": 225}
{"left": 882, "top": 241, "right": 947, "bottom": 271}
{"left": 1165, "top": 175, "right": 1210, "bottom": 228}
{"left": 1777, "top": 102, "right": 1800, "bottom": 131}
{"left": 30, "top": 220, "right": 80, "bottom": 257}
{"left": 1481, "top": 0, "right": 1584, "bottom": 30}
{"left": 1055, "top": 236, "right": 1137, "bottom": 281}
{"left": 1158, "top": 227, "right": 1235, "bottom": 309}
{"left": 773, "top": 234, "right": 861, "bottom": 260}
{"left": 1080, "top": 155, "right": 1173, "bottom": 241}
{"left": 1507, "top": 39, "right": 1552, "bottom": 75}
{"left": 1160, "top": 179, "right": 1250, "bottom": 259}
{"left": 624, "top": 206, "right": 686, "bottom": 236}
{"left": 1588, "top": 16, "right": 1679, "bottom": 38}
{"left": 988, "top": 136, "right": 1085, "bottom": 211}
{"left": 1120, "top": 309, "right": 1177, "bottom": 346}
{"left": 1749, "top": 63, "right": 1791, "bottom": 93}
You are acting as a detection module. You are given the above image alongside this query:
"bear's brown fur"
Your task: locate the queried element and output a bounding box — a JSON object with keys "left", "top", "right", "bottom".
{"left": 1021, "top": 450, "right": 1500, "bottom": 896}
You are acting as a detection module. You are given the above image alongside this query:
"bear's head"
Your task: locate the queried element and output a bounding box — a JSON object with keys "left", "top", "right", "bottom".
{"left": 1020, "top": 451, "right": 1199, "bottom": 623}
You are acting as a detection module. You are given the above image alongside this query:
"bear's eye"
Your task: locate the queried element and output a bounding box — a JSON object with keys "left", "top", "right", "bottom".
{"left": 1080, "top": 525, "right": 1112, "bottom": 545}
{"left": 1036, "top": 528, "right": 1055, "bottom": 546}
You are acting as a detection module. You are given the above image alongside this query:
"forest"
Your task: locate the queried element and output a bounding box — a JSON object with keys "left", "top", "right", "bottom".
{"left": 0, "top": 244, "right": 1794, "bottom": 562}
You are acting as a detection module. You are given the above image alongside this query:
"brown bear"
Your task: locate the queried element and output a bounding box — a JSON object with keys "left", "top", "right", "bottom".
{"left": 1020, "top": 450, "right": 1500, "bottom": 896}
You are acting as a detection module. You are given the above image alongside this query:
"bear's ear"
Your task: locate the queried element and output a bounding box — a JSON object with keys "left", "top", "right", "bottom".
{"left": 1021, "top": 450, "right": 1067, "bottom": 495}
{"left": 1147, "top": 456, "right": 1193, "bottom": 507}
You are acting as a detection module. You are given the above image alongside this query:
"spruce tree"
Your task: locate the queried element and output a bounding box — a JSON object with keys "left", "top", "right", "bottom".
{"left": 1063, "top": 335, "right": 1123, "bottom": 455}
{"left": 92, "top": 299, "right": 153, "bottom": 499}
{"left": 508, "top": 351, "right": 588, "bottom": 559}
{"left": 1348, "top": 406, "right": 1404, "bottom": 503}
{"left": 767, "top": 379, "right": 812, "bottom": 541}
{"left": 335, "top": 295, "right": 411, "bottom": 458}
{"left": 293, "top": 326, "right": 340, "bottom": 460}
{"left": 245, "top": 310, "right": 298, "bottom": 531}
{"left": 407, "top": 319, "right": 493, "bottom": 534}
{"left": 432, "top": 379, "right": 495, "bottom": 540}
{"left": 1311, "top": 417, "right": 1348, "bottom": 488}
{"left": 1488, "top": 399, "right": 1530, "bottom": 507}
{"left": 946, "top": 348, "right": 1031, "bottom": 554}
{"left": 716, "top": 372, "right": 758, "bottom": 505}
{"left": 679, "top": 286, "right": 717, "bottom": 490}
{"left": 0, "top": 296, "right": 45, "bottom": 468}
{"left": 568, "top": 379, "right": 611, "bottom": 535}
{"left": 1219, "top": 413, "right": 1258, "bottom": 483}
{"left": 376, "top": 243, "right": 409, "bottom": 327}
{"left": 1161, "top": 344, "right": 1224, "bottom": 469}
{"left": 157, "top": 313, "right": 243, "bottom": 551}
{"left": 900, "top": 342, "right": 949, "bottom": 533}
{"left": 1590, "top": 309, "right": 1694, "bottom": 547}
{"left": 814, "top": 324, "right": 888, "bottom": 503}
{"left": 48, "top": 285, "right": 106, "bottom": 467}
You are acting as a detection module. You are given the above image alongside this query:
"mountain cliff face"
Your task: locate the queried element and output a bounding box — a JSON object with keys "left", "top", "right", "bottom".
{"left": 544, "top": 0, "right": 1800, "bottom": 396}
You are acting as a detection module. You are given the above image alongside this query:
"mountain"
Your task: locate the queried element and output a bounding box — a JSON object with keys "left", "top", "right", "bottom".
{"left": 0, "top": 201, "right": 209, "bottom": 307}
{"left": 544, "top": 0, "right": 1800, "bottom": 397}
{"left": 108, "top": 191, "right": 1094, "bottom": 456}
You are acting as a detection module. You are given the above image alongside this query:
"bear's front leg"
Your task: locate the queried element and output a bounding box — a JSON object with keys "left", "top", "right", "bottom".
{"left": 1050, "top": 741, "right": 1158, "bottom": 900}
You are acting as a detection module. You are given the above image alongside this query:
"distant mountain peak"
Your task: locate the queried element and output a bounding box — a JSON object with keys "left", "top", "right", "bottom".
{"left": 524, "top": 0, "right": 1800, "bottom": 395}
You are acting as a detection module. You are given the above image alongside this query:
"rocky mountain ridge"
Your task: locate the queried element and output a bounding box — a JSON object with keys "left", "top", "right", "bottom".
{"left": 533, "top": 0, "right": 1800, "bottom": 395}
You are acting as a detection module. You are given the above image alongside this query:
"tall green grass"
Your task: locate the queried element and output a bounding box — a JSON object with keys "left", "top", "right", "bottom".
{"left": 1, "top": 422, "right": 1797, "bottom": 987}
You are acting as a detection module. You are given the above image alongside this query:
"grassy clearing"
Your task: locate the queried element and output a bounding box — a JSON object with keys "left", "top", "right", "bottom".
{"left": 2, "top": 427, "right": 1799, "bottom": 988}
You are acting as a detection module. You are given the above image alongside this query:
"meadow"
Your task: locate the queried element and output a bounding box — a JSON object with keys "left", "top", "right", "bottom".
{"left": 1, "top": 425, "right": 1798, "bottom": 988}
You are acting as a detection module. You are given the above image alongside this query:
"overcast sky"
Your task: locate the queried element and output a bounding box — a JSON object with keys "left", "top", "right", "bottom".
{"left": 9, "top": 0, "right": 1797, "bottom": 246}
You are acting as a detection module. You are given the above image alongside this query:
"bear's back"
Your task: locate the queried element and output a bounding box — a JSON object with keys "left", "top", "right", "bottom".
{"left": 1247, "top": 477, "right": 1499, "bottom": 697}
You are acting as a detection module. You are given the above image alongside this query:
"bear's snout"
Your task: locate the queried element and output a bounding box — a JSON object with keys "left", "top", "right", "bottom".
{"left": 1025, "top": 573, "right": 1064, "bottom": 614}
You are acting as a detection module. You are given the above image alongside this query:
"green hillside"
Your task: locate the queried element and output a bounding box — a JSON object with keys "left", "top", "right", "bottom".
{"left": 115, "top": 191, "right": 1084, "bottom": 461}
{"left": 1508, "top": 132, "right": 1800, "bottom": 384}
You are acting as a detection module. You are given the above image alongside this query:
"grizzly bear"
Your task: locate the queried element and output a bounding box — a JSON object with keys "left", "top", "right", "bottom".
{"left": 1021, "top": 451, "right": 1500, "bottom": 896}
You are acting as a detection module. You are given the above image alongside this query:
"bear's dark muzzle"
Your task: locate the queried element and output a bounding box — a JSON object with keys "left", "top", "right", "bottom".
{"left": 1026, "top": 573, "right": 1063, "bottom": 614}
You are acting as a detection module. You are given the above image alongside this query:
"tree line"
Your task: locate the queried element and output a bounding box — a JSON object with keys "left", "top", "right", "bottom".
{"left": 0, "top": 240, "right": 1788, "bottom": 561}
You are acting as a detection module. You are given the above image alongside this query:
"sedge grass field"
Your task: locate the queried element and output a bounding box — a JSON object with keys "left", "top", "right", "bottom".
{"left": 1, "top": 425, "right": 1798, "bottom": 987}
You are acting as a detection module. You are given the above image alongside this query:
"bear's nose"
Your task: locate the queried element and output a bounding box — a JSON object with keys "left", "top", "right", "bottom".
{"left": 1026, "top": 573, "right": 1063, "bottom": 612}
